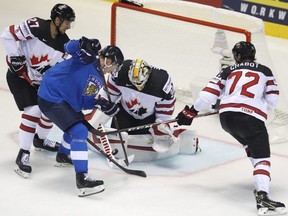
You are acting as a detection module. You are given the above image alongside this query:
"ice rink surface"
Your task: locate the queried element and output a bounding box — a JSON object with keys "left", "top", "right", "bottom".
{"left": 0, "top": 1, "right": 288, "bottom": 216}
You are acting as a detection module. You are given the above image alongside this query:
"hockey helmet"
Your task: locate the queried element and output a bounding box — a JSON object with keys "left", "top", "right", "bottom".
{"left": 99, "top": 45, "right": 124, "bottom": 66}
{"left": 232, "top": 41, "right": 256, "bottom": 63}
{"left": 51, "top": 4, "right": 75, "bottom": 22}
{"left": 128, "top": 59, "right": 151, "bottom": 91}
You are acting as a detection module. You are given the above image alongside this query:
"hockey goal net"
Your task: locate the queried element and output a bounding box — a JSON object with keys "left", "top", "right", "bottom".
{"left": 110, "top": 0, "right": 288, "bottom": 143}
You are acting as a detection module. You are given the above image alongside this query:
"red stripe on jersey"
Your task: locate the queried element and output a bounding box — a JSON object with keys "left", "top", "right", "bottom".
{"left": 155, "top": 98, "right": 176, "bottom": 108}
{"left": 219, "top": 103, "right": 267, "bottom": 119}
{"left": 9, "top": 25, "right": 20, "bottom": 41}
{"left": 19, "top": 123, "right": 36, "bottom": 133}
{"left": 266, "top": 80, "right": 276, "bottom": 86}
{"left": 253, "top": 169, "right": 270, "bottom": 177}
{"left": 22, "top": 114, "right": 39, "bottom": 123}
{"left": 107, "top": 80, "right": 121, "bottom": 94}
{"left": 218, "top": 81, "right": 224, "bottom": 90}
{"left": 203, "top": 87, "right": 220, "bottom": 96}
{"left": 266, "top": 90, "right": 279, "bottom": 95}
{"left": 156, "top": 110, "right": 174, "bottom": 115}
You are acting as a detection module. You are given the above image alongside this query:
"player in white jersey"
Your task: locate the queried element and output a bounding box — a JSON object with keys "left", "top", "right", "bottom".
{"left": 89, "top": 58, "right": 199, "bottom": 161}
{"left": 0, "top": 4, "right": 75, "bottom": 178}
{"left": 176, "top": 41, "right": 286, "bottom": 216}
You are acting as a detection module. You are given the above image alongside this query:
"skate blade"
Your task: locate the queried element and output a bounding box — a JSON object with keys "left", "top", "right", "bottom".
{"left": 14, "top": 166, "right": 30, "bottom": 178}
{"left": 33, "top": 147, "right": 43, "bottom": 151}
{"left": 78, "top": 185, "right": 105, "bottom": 197}
{"left": 34, "top": 147, "right": 58, "bottom": 152}
{"left": 54, "top": 162, "right": 73, "bottom": 167}
{"left": 258, "top": 207, "right": 287, "bottom": 216}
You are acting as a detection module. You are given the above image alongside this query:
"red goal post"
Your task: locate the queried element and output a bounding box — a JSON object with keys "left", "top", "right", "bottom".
{"left": 110, "top": 0, "right": 288, "bottom": 143}
{"left": 111, "top": 2, "right": 252, "bottom": 44}
{"left": 110, "top": 0, "right": 268, "bottom": 91}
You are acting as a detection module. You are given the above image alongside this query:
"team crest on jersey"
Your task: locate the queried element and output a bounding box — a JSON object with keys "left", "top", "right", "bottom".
{"left": 30, "top": 54, "right": 50, "bottom": 65}
{"left": 125, "top": 98, "right": 147, "bottom": 116}
{"left": 83, "top": 75, "right": 101, "bottom": 96}
{"left": 30, "top": 54, "right": 51, "bottom": 74}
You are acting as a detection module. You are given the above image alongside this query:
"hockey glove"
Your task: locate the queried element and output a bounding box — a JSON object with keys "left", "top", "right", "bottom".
{"left": 95, "top": 97, "right": 119, "bottom": 117}
{"left": 176, "top": 105, "right": 198, "bottom": 126}
{"left": 8, "top": 55, "right": 27, "bottom": 76}
{"left": 79, "top": 36, "right": 102, "bottom": 55}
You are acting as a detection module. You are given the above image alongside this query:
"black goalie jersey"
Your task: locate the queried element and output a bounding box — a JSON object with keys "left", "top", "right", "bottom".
{"left": 102, "top": 59, "right": 176, "bottom": 120}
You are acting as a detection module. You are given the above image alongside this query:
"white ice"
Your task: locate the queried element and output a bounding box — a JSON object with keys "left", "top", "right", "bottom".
{"left": 0, "top": 1, "right": 288, "bottom": 216}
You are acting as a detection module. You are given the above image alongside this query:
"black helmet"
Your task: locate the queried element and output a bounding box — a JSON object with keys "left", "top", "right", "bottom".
{"left": 99, "top": 45, "right": 124, "bottom": 65}
{"left": 232, "top": 41, "right": 256, "bottom": 63}
{"left": 51, "top": 4, "right": 75, "bottom": 22}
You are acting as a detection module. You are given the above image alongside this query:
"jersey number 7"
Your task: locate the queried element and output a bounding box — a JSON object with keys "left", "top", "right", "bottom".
{"left": 228, "top": 71, "right": 260, "bottom": 98}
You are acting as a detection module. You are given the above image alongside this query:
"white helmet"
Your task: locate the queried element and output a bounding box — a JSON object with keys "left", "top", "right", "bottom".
{"left": 128, "top": 59, "right": 151, "bottom": 91}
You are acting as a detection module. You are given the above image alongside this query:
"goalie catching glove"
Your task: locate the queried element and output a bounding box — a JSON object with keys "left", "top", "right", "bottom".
{"left": 149, "top": 119, "right": 178, "bottom": 153}
{"left": 176, "top": 105, "right": 198, "bottom": 126}
{"left": 95, "top": 97, "right": 119, "bottom": 117}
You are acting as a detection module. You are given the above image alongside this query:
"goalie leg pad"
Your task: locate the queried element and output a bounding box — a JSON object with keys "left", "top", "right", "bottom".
{"left": 176, "top": 129, "right": 200, "bottom": 154}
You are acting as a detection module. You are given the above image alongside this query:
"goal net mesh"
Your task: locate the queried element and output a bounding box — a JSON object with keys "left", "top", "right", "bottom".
{"left": 111, "top": 0, "right": 288, "bottom": 143}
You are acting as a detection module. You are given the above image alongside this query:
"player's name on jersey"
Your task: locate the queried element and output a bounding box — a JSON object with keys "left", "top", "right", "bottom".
{"left": 230, "top": 62, "right": 259, "bottom": 70}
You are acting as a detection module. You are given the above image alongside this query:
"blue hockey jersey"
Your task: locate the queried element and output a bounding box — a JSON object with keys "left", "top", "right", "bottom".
{"left": 38, "top": 40, "right": 104, "bottom": 112}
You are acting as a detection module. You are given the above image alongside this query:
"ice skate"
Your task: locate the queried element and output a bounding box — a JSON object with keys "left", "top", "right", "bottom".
{"left": 76, "top": 172, "right": 105, "bottom": 197}
{"left": 55, "top": 152, "right": 73, "bottom": 167}
{"left": 14, "top": 149, "right": 32, "bottom": 178}
{"left": 33, "top": 134, "right": 60, "bottom": 152}
{"left": 254, "top": 190, "right": 287, "bottom": 216}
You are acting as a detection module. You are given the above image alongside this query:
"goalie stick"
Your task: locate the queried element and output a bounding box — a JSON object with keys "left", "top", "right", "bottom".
{"left": 86, "top": 138, "right": 147, "bottom": 177}
{"left": 87, "top": 111, "right": 218, "bottom": 136}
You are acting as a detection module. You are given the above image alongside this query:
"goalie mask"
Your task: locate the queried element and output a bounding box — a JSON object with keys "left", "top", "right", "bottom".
{"left": 128, "top": 59, "right": 151, "bottom": 91}
{"left": 232, "top": 41, "right": 256, "bottom": 63}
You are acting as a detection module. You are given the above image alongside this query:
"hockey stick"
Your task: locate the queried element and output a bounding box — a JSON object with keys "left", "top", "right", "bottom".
{"left": 86, "top": 137, "right": 147, "bottom": 177}
{"left": 87, "top": 111, "right": 218, "bottom": 136}
{"left": 99, "top": 72, "right": 129, "bottom": 166}
{"left": 96, "top": 123, "right": 134, "bottom": 167}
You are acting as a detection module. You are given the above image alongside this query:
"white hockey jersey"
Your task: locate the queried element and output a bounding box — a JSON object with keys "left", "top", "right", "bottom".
{"left": 0, "top": 17, "right": 70, "bottom": 84}
{"left": 194, "top": 61, "right": 279, "bottom": 122}
{"left": 99, "top": 59, "right": 176, "bottom": 121}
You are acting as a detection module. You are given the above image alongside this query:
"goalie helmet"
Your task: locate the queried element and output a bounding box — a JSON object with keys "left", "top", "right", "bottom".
{"left": 99, "top": 45, "right": 124, "bottom": 66}
{"left": 232, "top": 41, "right": 256, "bottom": 63}
{"left": 128, "top": 59, "right": 151, "bottom": 91}
{"left": 51, "top": 4, "right": 75, "bottom": 22}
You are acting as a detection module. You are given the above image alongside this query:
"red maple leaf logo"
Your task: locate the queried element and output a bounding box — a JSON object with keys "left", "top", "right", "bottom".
{"left": 30, "top": 54, "right": 50, "bottom": 65}
{"left": 126, "top": 98, "right": 140, "bottom": 109}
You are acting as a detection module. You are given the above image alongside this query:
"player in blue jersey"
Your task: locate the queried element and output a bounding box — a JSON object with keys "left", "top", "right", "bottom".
{"left": 38, "top": 37, "right": 124, "bottom": 197}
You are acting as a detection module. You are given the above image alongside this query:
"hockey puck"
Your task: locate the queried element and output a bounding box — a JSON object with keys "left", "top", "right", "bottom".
{"left": 112, "top": 149, "right": 118, "bottom": 155}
